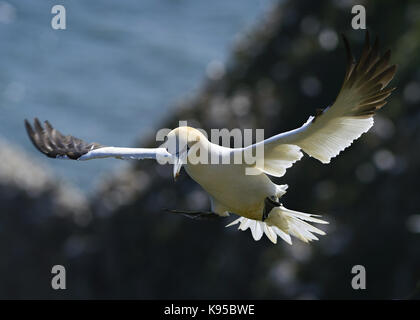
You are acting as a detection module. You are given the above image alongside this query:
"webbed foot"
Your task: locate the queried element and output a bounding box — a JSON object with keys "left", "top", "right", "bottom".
{"left": 165, "top": 209, "right": 221, "bottom": 220}
{"left": 262, "top": 196, "right": 281, "bottom": 221}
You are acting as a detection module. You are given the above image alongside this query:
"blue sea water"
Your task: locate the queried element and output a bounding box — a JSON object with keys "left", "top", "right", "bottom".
{"left": 0, "top": 0, "right": 275, "bottom": 192}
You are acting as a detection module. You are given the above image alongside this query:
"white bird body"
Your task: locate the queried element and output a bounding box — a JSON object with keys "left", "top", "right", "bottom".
{"left": 24, "top": 33, "right": 397, "bottom": 245}
{"left": 167, "top": 126, "right": 326, "bottom": 244}
{"left": 185, "top": 152, "right": 276, "bottom": 220}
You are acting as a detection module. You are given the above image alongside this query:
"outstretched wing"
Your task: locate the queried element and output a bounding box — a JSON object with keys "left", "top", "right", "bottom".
{"left": 241, "top": 32, "right": 397, "bottom": 177}
{"left": 25, "top": 118, "right": 172, "bottom": 161}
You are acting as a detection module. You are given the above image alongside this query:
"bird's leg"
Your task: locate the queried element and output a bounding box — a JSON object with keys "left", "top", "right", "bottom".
{"left": 262, "top": 196, "right": 281, "bottom": 221}
{"left": 165, "top": 209, "right": 221, "bottom": 220}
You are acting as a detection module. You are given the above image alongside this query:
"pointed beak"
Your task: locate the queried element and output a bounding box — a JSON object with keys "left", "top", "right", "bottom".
{"left": 173, "top": 156, "right": 183, "bottom": 181}
{"left": 173, "top": 149, "right": 188, "bottom": 181}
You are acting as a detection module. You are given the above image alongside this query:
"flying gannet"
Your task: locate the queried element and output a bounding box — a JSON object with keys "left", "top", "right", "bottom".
{"left": 24, "top": 33, "right": 396, "bottom": 245}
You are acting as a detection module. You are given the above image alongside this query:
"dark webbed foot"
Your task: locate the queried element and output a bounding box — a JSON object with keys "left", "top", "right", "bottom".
{"left": 165, "top": 209, "right": 221, "bottom": 220}
{"left": 262, "top": 196, "right": 281, "bottom": 221}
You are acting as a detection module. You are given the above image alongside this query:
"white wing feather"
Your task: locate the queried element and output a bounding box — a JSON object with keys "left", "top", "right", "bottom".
{"left": 78, "top": 147, "right": 172, "bottom": 161}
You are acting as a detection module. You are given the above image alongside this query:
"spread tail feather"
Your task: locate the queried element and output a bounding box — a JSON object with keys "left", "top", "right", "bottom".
{"left": 226, "top": 205, "right": 328, "bottom": 245}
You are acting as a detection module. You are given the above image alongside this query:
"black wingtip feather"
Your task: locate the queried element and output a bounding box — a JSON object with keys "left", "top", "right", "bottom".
{"left": 24, "top": 118, "right": 104, "bottom": 160}
{"left": 338, "top": 32, "right": 397, "bottom": 118}
{"left": 24, "top": 119, "right": 45, "bottom": 155}
{"left": 341, "top": 34, "right": 355, "bottom": 80}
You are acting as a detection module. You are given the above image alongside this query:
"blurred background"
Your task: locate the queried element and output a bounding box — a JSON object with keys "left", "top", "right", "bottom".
{"left": 0, "top": 0, "right": 275, "bottom": 192}
{"left": 0, "top": 0, "right": 419, "bottom": 299}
